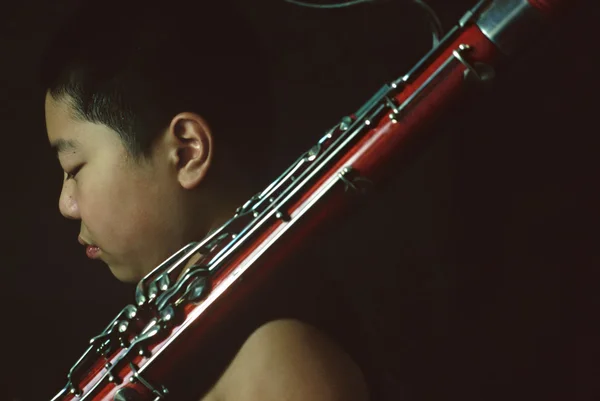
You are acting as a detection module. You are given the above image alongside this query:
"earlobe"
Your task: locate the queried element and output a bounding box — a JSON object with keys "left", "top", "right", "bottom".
{"left": 170, "top": 113, "right": 213, "bottom": 190}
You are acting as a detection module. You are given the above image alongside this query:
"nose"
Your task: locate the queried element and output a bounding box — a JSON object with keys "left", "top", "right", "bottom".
{"left": 59, "top": 179, "right": 80, "bottom": 220}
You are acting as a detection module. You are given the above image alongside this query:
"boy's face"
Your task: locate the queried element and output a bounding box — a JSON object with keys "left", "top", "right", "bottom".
{"left": 45, "top": 94, "right": 193, "bottom": 282}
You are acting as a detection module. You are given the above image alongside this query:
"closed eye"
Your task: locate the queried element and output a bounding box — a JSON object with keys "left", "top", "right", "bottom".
{"left": 65, "top": 165, "right": 83, "bottom": 180}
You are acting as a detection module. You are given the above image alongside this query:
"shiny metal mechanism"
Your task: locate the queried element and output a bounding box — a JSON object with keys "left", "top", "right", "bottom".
{"left": 338, "top": 166, "right": 373, "bottom": 195}
{"left": 135, "top": 242, "right": 200, "bottom": 307}
{"left": 476, "top": 0, "right": 544, "bottom": 55}
{"left": 385, "top": 96, "right": 401, "bottom": 123}
{"left": 339, "top": 116, "right": 353, "bottom": 131}
{"left": 453, "top": 44, "right": 496, "bottom": 82}
{"left": 275, "top": 210, "right": 291, "bottom": 221}
{"left": 114, "top": 387, "right": 141, "bottom": 401}
{"left": 107, "top": 372, "right": 122, "bottom": 384}
{"left": 459, "top": 0, "right": 491, "bottom": 27}
{"left": 128, "top": 363, "right": 169, "bottom": 401}
{"left": 338, "top": 167, "right": 357, "bottom": 192}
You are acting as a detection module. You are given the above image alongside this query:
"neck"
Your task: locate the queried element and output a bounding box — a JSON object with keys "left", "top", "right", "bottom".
{"left": 178, "top": 204, "right": 237, "bottom": 280}
{"left": 181, "top": 188, "right": 252, "bottom": 276}
{"left": 209, "top": 187, "right": 253, "bottom": 233}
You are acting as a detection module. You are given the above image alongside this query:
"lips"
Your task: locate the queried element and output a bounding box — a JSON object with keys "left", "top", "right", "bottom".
{"left": 85, "top": 245, "right": 101, "bottom": 259}
{"left": 78, "top": 235, "right": 102, "bottom": 259}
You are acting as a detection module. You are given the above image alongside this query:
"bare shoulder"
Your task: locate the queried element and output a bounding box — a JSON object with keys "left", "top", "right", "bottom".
{"left": 203, "top": 318, "right": 370, "bottom": 401}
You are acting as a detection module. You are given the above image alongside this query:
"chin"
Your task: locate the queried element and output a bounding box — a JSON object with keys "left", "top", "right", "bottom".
{"left": 108, "top": 263, "right": 144, "bottom": 284}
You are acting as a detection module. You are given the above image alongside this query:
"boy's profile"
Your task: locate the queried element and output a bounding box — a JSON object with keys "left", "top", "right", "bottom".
{"left": 42, "top": 0, "right": 374, "bottom": 400}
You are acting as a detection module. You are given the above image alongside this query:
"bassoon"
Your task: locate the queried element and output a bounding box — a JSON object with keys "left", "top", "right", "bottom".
{"left": 50, "top": 0, "right": 575, "bottom": 399}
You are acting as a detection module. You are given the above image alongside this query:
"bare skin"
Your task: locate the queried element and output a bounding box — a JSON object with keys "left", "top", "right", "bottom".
{"left": 204, "top": 319, "right": 369, "bottom": 401}
{"left": 45, "top": 93, "right": 370, "bottom": 401}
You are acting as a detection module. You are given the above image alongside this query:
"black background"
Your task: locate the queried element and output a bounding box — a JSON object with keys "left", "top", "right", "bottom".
{"left": 1, "top": 0, "right": 598, "bottom": 400}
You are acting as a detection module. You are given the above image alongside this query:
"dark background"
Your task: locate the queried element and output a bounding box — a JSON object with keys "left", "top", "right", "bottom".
{"left": 1, "top": 0, "right": 598, "bottom": 400}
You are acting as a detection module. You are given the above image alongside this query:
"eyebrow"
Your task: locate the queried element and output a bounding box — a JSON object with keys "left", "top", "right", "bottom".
{"left": 50, "top": 138, "right": 80, "bottom": 155}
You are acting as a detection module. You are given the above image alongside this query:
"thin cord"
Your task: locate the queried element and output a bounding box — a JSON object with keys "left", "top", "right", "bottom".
{"left": 283, "top": 0, "right": 375, "bottom": 9}
{"left": 283, "top": 0, "right": 443, "bottom": 49}
{"left": 412, "top": 0, "right": 443, "bottom": 48}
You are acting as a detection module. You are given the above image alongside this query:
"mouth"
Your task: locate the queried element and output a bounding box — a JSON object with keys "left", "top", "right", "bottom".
{"left": 78, "top": 235, "right": 102, "bottom": 259}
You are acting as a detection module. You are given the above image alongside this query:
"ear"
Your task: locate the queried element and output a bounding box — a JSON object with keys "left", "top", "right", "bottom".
{"left": 168, "top": 112, "right": 213, "bottom": 190}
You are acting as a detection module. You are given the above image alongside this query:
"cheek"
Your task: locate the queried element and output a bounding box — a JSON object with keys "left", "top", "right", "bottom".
{"left": 78, "top": 170, "right": 153, "bottom": 238}
{"left": 79, "top": 167, "right": 178, "bottom": 250}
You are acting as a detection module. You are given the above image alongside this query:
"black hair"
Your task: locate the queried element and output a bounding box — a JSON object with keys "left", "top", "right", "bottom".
{"left": 40, "top": 0, "right": 274, "bottom": 187}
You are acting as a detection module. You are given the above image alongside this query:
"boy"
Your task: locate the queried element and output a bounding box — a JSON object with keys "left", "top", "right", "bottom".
{"left": 42, "top": 0, "right": 372, "bottom": 400}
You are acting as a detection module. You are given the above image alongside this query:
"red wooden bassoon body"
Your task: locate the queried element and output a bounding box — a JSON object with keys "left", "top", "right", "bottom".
{"left": 50, "top": 1, "right": 575, "bottom": 400}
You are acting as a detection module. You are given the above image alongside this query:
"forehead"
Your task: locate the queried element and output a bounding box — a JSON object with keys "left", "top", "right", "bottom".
{"left": 45, "top": 94, "right": 124, "bottom": 156}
